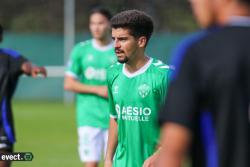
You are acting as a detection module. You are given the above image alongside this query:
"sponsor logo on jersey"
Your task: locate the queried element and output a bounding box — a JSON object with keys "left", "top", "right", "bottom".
{"left": 138, "top": 84, "right": 150, "bottom": 98}
{"left": 84, "top": 67, "right": 106, "bottom": 81}
{"left": 153, "top": 89, "right": 159, "bottom": 96}
{"left": 115, "top": 104, "right": 152, "bottom": 122}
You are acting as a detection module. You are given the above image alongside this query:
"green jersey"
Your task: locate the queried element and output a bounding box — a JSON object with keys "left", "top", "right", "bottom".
{"left": 66, "top": 39, "right": 116, "bottom": 129}
{"left": 107, "top": 58, "right": 170, "bottom": 167}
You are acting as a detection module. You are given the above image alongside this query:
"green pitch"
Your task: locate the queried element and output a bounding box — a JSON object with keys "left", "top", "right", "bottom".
{"left": 11, "top": 100, "right": 188, "bottom": 167}
{"left": 11, "top": 100, "right": 104, "bottom": 167}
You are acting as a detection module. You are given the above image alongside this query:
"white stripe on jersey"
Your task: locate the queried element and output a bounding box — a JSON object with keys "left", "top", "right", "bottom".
{"left": 110, "top": 114, "right": 117, "bottom": 119}
{"left": 159, "top": 65, "right": 170, "bottom": 69}
{"left": 152, "top": 60, "right": 163, "bottom": 66}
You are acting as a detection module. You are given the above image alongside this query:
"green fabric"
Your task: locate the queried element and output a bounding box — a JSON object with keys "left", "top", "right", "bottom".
{"left": 67, "top": 39, "right": 116, "bottom": 128}
{"left": 107, "top": 58, "right": 170, "bottom": 167}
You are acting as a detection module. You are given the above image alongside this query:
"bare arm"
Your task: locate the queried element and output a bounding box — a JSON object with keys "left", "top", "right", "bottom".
{"left": 64, "top": 75, "right": 108, "bottom": 98}
{"left": 104, "top": 117, "right": 118, "bottom": 167}
{"left": 158, "top": 123, "right": 191, "bottom": 167}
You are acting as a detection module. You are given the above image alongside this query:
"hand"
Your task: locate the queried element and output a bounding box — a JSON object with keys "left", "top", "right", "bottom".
{"left": 104, "top": 160, "right": 113, "bottom": 167}
{"left": 95, "top": 86, "right": 108, "bottom": 98}
{"left": 143, "top": 152, "right": 160, "bottom": 167}
{"left": 31, "top": 66, "right": 47, "bottom": 77}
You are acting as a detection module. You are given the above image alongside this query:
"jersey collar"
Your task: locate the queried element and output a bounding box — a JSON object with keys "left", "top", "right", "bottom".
{"left": 92, "top": 39, "right": 113, "bottom": 51}
{"left": 228, "top": 16, "right": 250, "bottom": 26}
{"left": 122, "top": 57, "right": 153, "bottom": 78}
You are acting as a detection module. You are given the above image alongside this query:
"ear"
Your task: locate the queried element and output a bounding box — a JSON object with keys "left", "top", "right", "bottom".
{"left": 137, "top": 36, "right": 147, "bottom": 48}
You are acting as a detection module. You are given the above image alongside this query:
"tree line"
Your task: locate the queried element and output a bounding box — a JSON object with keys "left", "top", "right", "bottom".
{"left": 0, "top": 0, "right": 197, "bottom": 32}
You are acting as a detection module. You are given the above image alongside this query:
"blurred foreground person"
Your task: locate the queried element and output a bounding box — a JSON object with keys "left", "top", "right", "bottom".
{"left": 159, "top": 0, "right": 250, "bottom": 167}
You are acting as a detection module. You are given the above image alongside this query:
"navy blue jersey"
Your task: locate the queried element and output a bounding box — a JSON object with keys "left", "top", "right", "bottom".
{"left": 160, "top": 25, "right": 250, "bottom": 167}
{"left": 0, "top": 48, "right": 27, "bottom": 144}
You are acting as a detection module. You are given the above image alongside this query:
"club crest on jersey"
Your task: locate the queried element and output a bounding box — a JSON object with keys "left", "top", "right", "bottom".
{"left": 138, "top": 84, "right": 150, "bottom": 98}
{"left": 87, "top": 54, "right": 94, "bottom": 61}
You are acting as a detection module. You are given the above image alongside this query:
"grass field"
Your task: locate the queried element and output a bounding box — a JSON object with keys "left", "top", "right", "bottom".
{"left": 10, "top": 100, "right": 190, "bottom": 167}
{"left": 11, "top": 100, "right": 86, "bottom": 167}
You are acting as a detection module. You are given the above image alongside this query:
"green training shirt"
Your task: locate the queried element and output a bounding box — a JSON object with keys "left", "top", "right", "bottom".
{"left": 66, "top": 39, "right": 116, "bottom": 129}
{"left": 107, "top": 58, "right": 170, "bottom": 167}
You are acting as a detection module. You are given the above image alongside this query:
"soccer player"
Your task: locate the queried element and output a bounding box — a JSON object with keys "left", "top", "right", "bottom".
{"left": 0, "top": 24, "right": 46, "bottom": 167}
{"left": 159, "top": 0, "right": 250, "bottom": 167}
{"left": 64, "top": 7, "right": 116, "bottom": 167}
{"left": 104, "top": 10, "right": 171, "bottom": 167}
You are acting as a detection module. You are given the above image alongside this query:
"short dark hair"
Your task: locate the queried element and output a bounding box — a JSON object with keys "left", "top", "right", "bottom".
{"left": 111, "top": 10, "right": 154, "bottom": 43}
{"left": 0, "top": 24, "right": 3, "bottom": 35}
{"left": 90, "top": 7, "right": 112, "bottom": 21}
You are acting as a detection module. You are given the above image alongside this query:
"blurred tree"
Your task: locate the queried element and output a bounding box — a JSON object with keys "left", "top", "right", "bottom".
{"left": 0, "top": 0, "right": 197, "bottom": 32}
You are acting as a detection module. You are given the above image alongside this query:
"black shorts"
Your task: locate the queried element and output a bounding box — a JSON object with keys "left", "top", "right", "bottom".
{"left": 0, "top": 127, "right": 13, "bottom": 152}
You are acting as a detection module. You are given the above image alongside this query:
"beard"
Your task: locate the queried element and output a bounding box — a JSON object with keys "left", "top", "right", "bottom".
{"left": 117, "top": 56, "right": 129, "bottom": 64}
{"left": 115, "top": 48, "right": 129, "bottom": 64}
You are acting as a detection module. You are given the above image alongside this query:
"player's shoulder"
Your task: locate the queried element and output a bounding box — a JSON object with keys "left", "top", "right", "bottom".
{"left": 169, "top": 29, "right": 216, "bottom": 77}
{"left": 0, "top": 48, "right": 21, "bottom": 58}
{"left": 107, "top": 62, "right": 122, "bottom": 74}
{"left": 175, "top": 27, "right": 219, "bottom": 54}
{"left": 192, "top": 26, "right": 244, "bottom": 49}
{"left": 74, "top": 39, "right": 92, "bottom": 49}
{"left": 151, "top": 58, "right": 171, "bottom": 74}
{"left": 107, "top": 62, "right": 122, "bottom": 81}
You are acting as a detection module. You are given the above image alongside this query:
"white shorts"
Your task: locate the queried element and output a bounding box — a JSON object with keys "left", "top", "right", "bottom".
{"left": 78, "top": 126, "right": 108, "bottom": 162}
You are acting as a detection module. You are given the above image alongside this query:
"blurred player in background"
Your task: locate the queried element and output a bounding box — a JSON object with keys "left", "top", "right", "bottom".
{"left": 159, "top": 0, "right": 250, "bottom": 167}
{"left": 64, "top": 7, "right": 116, "bottom": 167}
{"left": 0, "top": 24, "right": 47, "bottom": 167}
{"left": 104, "top": 10, "right": 171, "bottom": 167}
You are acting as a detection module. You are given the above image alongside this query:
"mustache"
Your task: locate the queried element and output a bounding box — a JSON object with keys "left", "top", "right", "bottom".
{"left": 115, "top": 49, "right": 124, "bottom": 53}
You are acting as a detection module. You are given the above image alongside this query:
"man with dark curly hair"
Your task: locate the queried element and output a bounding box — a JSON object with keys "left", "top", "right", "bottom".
{"left": 105, "top": 10, "right": 171, "bottom": 167}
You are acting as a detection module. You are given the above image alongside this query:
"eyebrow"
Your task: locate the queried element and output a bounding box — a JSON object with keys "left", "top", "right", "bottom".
{"left": 112, "top": 36, "right": 128, "bottom": 40}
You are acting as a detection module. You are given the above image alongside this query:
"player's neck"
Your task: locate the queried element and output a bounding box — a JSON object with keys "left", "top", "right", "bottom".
{"left": 125, "top": 54, "right": 150, "bottom": 73}
{"left": 94, "top": 37, "right": 112, "bottom": 47}
{"left": 217, "top": 2, "right": 250, "bottom": 26}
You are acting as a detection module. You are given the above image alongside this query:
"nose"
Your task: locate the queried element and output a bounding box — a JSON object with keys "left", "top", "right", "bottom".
{"left": 114, "top": 39, "right": 121, "bottom": 48}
